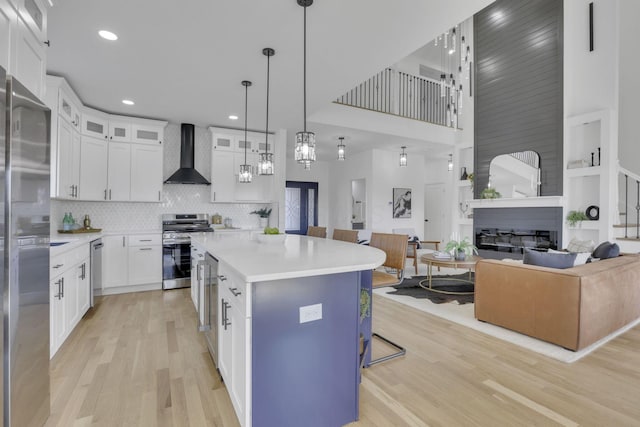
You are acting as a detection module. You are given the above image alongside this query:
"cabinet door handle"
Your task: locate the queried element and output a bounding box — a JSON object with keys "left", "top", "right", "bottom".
{"left": 213, "top": 191, "right": 216, "bottom": 201}
{"left": 53, "top": 263, "right": 64, "bottom": 269}
{"left": 61, "top": 277, "right": 65, "bottom": 298}
{"left": 223, "top": 301, "right": 231, "bottom": 330}
{"left": 139, "top": 248, "right": 152, "bottom": 251}
{"left": 198, "top": 253, "right": 204, "bottom": 258}
{"left": 109, "top": 189, "right": 112, "bottom": 200}
{"left": 221, "top": 298, "right": 226, "bottom": 327}
{"left": 69, "top": 185, "right": 74, "bottom": 197}
{"left": 104, "top": 189, "right": 108, "bottom": 200}
{"left": 217, "top": 275, "right": 226, "bottom": 281}
{"left": 139, "top": 239, "right": 152, "bottom": 242}
{"left": 122, "top": 236, "right": 125, "bottom": 247}
{"left": 229, "top": 287, "right": 241, "bottom": 297}
{"left": 158, "top": 191, "right": 161, "bottom": 201}
{"left": 55, "top": 279, "right": 62, "bottom": 299}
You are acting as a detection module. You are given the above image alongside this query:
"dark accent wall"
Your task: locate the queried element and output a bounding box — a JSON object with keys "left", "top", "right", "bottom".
{"left": 474, "top": 207, "right": 563, "bottom": 259}
{"left": 474, "top": 0, "right": 563, "bottom": 198}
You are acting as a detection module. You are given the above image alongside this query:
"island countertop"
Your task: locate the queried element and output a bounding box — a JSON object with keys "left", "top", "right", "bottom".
{"left": 191, "top": 232, "right": 385, "bottom": 282}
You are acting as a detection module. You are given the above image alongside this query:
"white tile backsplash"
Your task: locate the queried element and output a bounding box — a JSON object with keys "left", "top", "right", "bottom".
{"left": 51, "top": 185, "right": 274, "bottom": 232}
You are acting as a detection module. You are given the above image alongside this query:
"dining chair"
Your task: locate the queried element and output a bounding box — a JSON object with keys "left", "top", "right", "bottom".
{"left": 332, "top": 228, "right": 359, "bottom": 243}
{"left": 392, "top": 228, "right": 441, "bottom": 275}
{"left": 366, "top": 232, "right": 407, "bottom": 365}
{"left": 307, "top": 226, "right": 327, "bottom": 238}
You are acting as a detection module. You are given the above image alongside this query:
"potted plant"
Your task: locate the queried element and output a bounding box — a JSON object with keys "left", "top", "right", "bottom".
{"left": 481, "top": 187, "right": 501, "bottom": 199}
{"left": 444, "top": 237, "right": 478, "bottom": 261}
{"left": 566, "top": 210, "right": 588, "bottom": 227}
{"left": 250, "top": 207, "right": 272, "bottom": 228}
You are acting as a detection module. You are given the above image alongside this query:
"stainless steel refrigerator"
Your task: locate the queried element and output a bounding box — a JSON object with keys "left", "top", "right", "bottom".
{"left": 1, "top": 66, "right": 51, "bottom": 426}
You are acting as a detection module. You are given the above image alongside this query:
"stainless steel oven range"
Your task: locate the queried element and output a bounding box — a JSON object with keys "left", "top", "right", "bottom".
{"left": 162, "top": 214, "right": 213, "bottom": 290}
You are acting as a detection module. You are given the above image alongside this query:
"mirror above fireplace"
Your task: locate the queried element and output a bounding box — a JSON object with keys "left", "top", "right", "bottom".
{"left": 488, "top": 151, "right": 541, "bottom": 198}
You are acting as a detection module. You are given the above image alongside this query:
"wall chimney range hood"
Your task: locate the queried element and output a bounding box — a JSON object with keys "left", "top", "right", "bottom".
{"left": 165, "top": 123, "right": 211, "bottom": 185}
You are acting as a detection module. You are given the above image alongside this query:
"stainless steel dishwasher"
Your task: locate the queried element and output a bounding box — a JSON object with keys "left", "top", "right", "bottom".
{"left": 90, "top": 238, "right": 103, "bottom": 307}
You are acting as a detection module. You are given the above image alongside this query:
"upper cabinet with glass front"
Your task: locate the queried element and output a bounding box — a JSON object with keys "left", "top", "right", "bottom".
{"left": 81, "top": 107, "right": 109, "bottom": 139}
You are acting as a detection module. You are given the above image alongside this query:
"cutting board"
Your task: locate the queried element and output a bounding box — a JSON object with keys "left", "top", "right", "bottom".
{"left": 57, "top": 228, "right": 102, "bottom": 234}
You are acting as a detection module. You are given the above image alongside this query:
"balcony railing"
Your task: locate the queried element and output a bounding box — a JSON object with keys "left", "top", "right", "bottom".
{"left": 335, "top": 68, "right": 461, "bottom": 129}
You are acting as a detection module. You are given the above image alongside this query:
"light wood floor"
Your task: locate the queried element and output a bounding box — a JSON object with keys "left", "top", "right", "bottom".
{"left": 48, "top": 288, "right": 640, "bottom": 427}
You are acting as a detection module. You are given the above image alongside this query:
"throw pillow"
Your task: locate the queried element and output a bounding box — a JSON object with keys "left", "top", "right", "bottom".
{"left": 592, "top": 242, "right": 621, "bottom": 259}
{"left": 548, "top": 249, "right": 591, "bottom": 266}
{"left": 523, "top": 248, "right": 577, "bottom": 269}
{"left": 567, "top": 237, "right": 596, "bottom": 253}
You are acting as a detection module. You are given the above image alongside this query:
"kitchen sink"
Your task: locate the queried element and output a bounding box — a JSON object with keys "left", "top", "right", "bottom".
{"left": 50, "top": 242, "right": 69, "bottom": 247}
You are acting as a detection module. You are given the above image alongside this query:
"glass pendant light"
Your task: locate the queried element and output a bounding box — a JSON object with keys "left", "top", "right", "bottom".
{"left": 399, "top": 146, "right": 407, "bottom": 167}
{"left": 295, "top": 0, "right": 316, "bottom": 165}
{"left": 440, "top": 73, "right": 447, "bottom": 97}
{"left": 239, "top": 80, "right": 252, "bottom": 183}
{"left": 337, "top": 137, "right": 346, "bottom": 160}
{"left": 259, "top": 48, "right": 275, "bottom": 175}
{"left": 448, "top": 154, "right": 453, "bottom": 171}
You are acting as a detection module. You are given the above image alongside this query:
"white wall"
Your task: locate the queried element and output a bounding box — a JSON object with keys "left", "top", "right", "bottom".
{"left": 618, "top": 0, "right": 640, "bottom": 174}
{"left": 371, "top": 149, "right": 425, "bottom": 236}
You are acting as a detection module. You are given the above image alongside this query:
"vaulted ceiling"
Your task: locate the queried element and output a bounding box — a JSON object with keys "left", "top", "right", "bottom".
{"left": 47, "top": 0, "right": 494, "bottom": 157}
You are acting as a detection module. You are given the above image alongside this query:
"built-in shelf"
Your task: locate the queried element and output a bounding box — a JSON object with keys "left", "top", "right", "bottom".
{"left": 566, "top": 166, "right": 602, "bottom": 178}
{"left": 568, "top": 220, "right": 600, "bottom": 230}
{"left": 469, "top": 196, "right": 564, "bottom": 209}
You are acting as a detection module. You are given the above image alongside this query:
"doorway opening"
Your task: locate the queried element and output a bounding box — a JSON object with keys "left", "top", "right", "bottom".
{"left": 285, "top": 181, "right": 319, "bottom": 234}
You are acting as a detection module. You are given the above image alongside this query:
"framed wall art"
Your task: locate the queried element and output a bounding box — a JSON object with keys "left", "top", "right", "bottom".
{"left": 392, "top": 188, "right": 411, "bottom": 218}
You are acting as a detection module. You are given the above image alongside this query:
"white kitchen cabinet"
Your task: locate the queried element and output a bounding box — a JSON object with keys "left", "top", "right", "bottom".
{"left": 78, "top": 135, "right": 108, "bottom": 201}
{"left": 211, "top": 150, "right": 236, "bottom": 202}
{"left": 107, "top": 141, "right": 131, "bottom": 201}
{"left": 12, "top": 8, "right": 45, "bottom": 99}
{"left": 210, "top": 127, "right": 274, "bottom": 203}
{"left": 190, "top": 243, "right": 206, "bottom": 325}
{"left": 56, "top": 118, "right": 80, "bottom": 199}
{"left": 218, "top": 267, "right": 248, "bottom": 424}
{"left": 0, "top": 0, "right": 15, "bottom": 71}
{"left": 103, "top": 235, "right": 128, "bottom": 289}
{"left": 81, "top": 108, "right": 109, "bottom": 139}
{"left": 58, "top": 86, "right": 81, "bottom": 130}
{"left": 130, "top": 143, "right": 163, "bottom": 202}
{"left": 103, "top": 234, "right": 161, "bottom": 292}
{"left": 128, "top": 234, "right": 161, "bottom": 286}
{"left": 108, "top": 120, "right": 131, "bottom": 142}
{"left": 131, "top": 121, "right": 164, "bottom": 145}
{"left": 50, "top": 243, "right": 90, "bottom": 358}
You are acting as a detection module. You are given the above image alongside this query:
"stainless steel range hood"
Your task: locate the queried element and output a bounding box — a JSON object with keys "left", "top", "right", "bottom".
{"left": 164, "top": 123, "right": 211, "bottom": 185}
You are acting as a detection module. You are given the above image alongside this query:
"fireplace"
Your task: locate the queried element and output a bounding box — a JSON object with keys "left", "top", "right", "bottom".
{"left": 473, "top": 207, "right": 563, "bottom": 260}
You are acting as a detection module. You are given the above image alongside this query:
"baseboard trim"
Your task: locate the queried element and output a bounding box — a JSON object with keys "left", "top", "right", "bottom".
{"left": 99, "top": 282, "right": 162, "bottom": 296}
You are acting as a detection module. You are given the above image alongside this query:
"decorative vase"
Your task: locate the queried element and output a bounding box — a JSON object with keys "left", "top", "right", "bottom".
{"left": 460, "top": 167, "right": 468, "bottom": 180}
{"left": 455, "top": 249, "right": 466, "bottom": 261}
{"left": 259, "top": 217, "right": 269, "bottom": 228}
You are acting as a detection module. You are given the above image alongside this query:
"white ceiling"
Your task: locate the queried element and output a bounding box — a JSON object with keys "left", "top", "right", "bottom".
{"left": 46, "top": 0, "right": 493, "bottom": 159}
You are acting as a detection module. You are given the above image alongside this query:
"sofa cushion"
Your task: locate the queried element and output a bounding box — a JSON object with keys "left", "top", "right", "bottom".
{"left": 548, "top": 249, "right": 591, "bottom": 266}
{"left": 523, "top": 248, "right": 576, "bottom": 269}
{"left": 567, "top": 237, "right": 596, "bottom": 253}
{"left": 592, "top": 241, "right": 620, "bottom": 259}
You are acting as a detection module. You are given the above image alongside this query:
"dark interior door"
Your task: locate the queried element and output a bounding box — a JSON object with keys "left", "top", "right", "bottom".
{"left": 285, "top": 181, "right": 319, "bottom": 234}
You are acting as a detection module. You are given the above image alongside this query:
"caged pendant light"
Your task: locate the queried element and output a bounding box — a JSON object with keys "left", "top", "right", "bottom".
{"left": 238, "top": 80, "right": 253, "bottom": 183}
{"left": 337, "top": 137, "right": 346, "bottom": 161}
{"left": 259, "top": 47, "right": 275, "bottom": 175}
{"left": 399, "top": 146, "right": 407, "bottom": 167}
{"left": 294, "top": 0, "right": 316, "bottom": 165}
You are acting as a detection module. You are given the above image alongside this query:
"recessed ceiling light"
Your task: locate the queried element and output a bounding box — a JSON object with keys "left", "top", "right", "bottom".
{"left": 229, "top": 115, "right": 238, "bottom": 120}
{"left": 98, "top": 30, "right": 118, "bottom": 41}
{"left": 122, "top": 99, "right": 134, "bottom": 105}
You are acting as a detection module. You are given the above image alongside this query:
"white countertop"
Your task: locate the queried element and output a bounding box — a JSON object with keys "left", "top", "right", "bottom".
{"left": 191, "top": 232, "right": 385, "bottom": 282}
{"left": 50, "top": 232, "right": 104, "bottom": 257}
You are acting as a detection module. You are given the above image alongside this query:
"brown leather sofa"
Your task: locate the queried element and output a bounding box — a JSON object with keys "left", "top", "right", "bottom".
{"left": 474, "top": 254, "right": 640, "bottom": 351}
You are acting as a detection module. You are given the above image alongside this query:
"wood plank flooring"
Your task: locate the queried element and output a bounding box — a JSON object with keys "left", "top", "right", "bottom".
{"left": 47, "top": 288, "right": 640, "bottom": 426}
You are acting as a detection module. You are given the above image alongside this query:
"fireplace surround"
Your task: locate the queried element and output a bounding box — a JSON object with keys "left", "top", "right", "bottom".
{"left": 473, "top": 207, "right": 563, "bottom": 260}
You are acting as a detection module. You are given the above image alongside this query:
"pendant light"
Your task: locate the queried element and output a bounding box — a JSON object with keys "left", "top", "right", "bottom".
{"left": 399, "top": 146, "right": 407, "bottom": 167}
{"left": 337, "top": 137, "right": 346, "bottom": 161}
{"left": 448, "top": 154, "right": 453, "bottom": 171}
{"left": 259, "top": 48, "right": 275, "bottom": 175}
{"left": 294, "top": 0, "right": 316, "bottom": 165}
{"left": 239, "top": 80, "right": 252, "bottom": 183}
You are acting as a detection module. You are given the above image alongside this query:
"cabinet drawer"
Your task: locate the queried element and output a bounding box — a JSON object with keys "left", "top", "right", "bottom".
{"left": 219, "top": 270, "right": 248, "bottom": 317}
{"left": 129, "top": 234, "right": 161, "bottom": 246}
{"left": 50, "top": 243, "right": 90, "bottom": 277}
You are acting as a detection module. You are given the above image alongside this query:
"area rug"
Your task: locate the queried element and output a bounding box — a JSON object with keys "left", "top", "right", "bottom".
{"left": 374, "top": 281, "right": 640, "bottom": 363}
{"left": 389, "top": 274, "right": 474, "bottom": 305}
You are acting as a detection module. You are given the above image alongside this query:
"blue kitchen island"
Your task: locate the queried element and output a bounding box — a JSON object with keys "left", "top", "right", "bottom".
{"left": 191, "top": 232, "right": 385, "bottom": 427}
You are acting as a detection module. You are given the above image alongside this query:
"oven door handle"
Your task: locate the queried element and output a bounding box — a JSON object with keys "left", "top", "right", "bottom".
{"left": 162, "top": 239, "right": 191, "bottom": 245}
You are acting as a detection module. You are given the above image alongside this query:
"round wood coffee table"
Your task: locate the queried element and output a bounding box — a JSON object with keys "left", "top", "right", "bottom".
{"left": 419, "top": 253, "right": 482, "bottom": 295}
